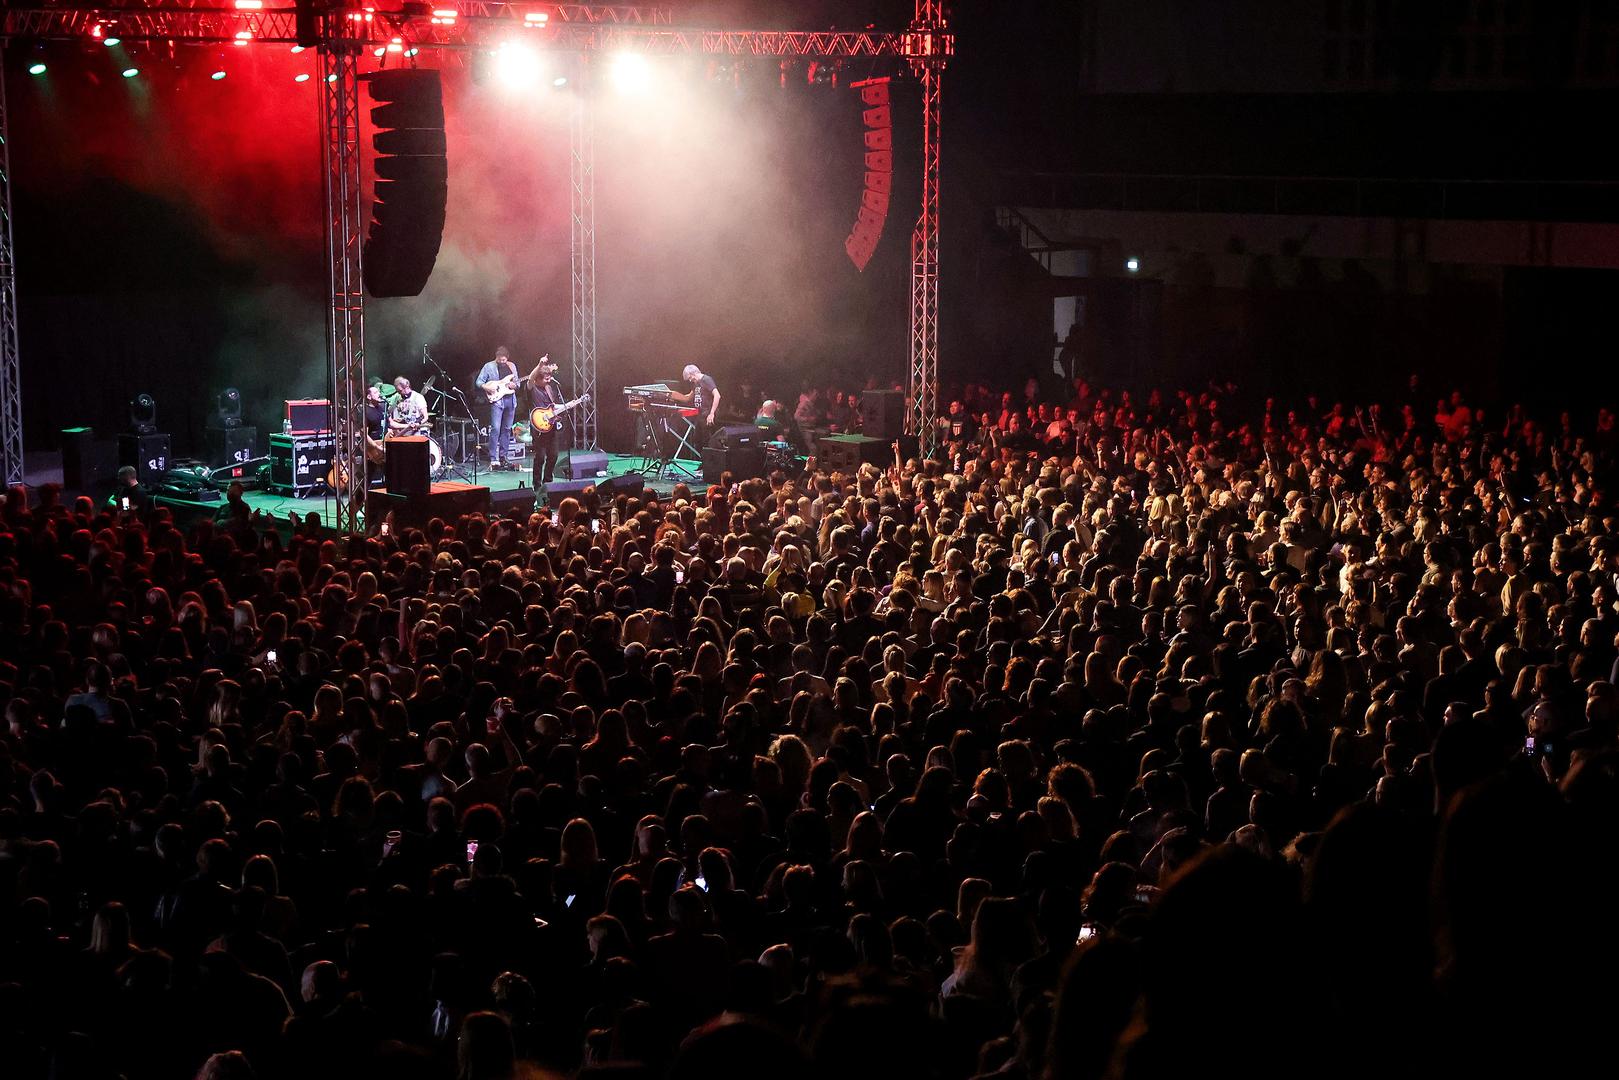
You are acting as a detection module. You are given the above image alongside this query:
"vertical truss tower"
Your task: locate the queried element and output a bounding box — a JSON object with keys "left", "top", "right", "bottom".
{"left": 907, "top": 0, "right": 947, "bottom": 458}
{"left": 321, "top": 22, "right": 367, "bottom": 533}
{"left": 0, "top": 47, "right": 22, "bottom": 487}
{"left": 570, "top": 62, "right": 600, "bottom": 451}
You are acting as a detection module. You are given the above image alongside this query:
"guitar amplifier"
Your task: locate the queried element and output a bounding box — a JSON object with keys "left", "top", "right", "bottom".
{"left": 269, "top": 432, "right": 335, "bottom": 496}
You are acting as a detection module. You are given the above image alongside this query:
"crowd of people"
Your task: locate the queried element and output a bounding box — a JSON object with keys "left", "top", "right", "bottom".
{"left": 2, "top": 370, "right": 1617, "bottom": 1080}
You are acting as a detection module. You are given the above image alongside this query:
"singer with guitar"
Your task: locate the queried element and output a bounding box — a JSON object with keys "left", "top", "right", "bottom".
{"left": 476, "top": 346, "right": 522, "bottom": 471}
{"left": 525, "top": 354, "right": 588, "bottom": 494}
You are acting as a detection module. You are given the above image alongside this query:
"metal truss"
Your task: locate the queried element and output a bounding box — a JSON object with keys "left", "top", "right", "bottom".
{"left": 4, "top": 5, "right": 905, "bottom": 56}
{"left": 907, "top": 0, "right": 947, "bottom": 457}
{"left": 569, "top": 65, "right": 599, "bottom": 451}
{"left": 321, "top": 27, "right": 366, "bottom": 533}
{"left": 0, "top": 47, "right": 20, "bottom": 487}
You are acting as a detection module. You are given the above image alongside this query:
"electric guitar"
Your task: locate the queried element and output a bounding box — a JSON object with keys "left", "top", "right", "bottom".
{"left": 530, "top": 393, "right": 591, "bottom": 434}
{"left": 482, "top": 371, "right": 520, "bottom": 404}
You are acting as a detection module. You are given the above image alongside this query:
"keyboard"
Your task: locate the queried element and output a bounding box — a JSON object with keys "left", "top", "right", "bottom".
{"left": 623, "top": 381, "right": 681, "bottom": 410}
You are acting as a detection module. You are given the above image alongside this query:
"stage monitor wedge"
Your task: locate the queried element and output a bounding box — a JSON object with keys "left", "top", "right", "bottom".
{"left": 363, "top": 69, "right": 447, "bottom": 298}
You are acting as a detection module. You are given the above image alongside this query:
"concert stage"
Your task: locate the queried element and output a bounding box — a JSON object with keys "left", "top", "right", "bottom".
{"left": 21, "top": 450, "right": 702, "bottom": 532}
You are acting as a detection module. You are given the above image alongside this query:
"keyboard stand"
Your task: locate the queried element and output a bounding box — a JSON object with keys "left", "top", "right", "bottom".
{"left": 663, "top": 414, "right": 701, "bottom": 481}
{"left": 636, "top": 411, "right": 669, "bottom": 477}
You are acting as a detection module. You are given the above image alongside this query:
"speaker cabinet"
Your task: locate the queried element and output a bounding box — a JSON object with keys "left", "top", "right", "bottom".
{"left": 385, "top": 436, "right": 431, "bottom": 497}
{"left": 62, "top": 428, "right": 119, "bottom": 493}
{"left": 701, "top": 445, "right": 765, "bottom": 481}
{"left": 118, "top": 432, "right": 172, "bottom": 485}
{"left": 563, "top": 450, "right": 609, "bottom": 479}
{"left": 364, "top": 69, "right": 447, "bottom": 298}
{"left": 206, "top": 426, "right": 259, "bottom": 469}
{"left": 860, "top": 389, "right": 905, "bottom": 440}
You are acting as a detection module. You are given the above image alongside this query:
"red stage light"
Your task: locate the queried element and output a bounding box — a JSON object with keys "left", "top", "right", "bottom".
{"left": 235, "top": 30, "right": 253, "bottom": 46}
{"left": 234, "top": 0, "right": 264, "bottom": 9}
{"left": 295, "top": 73, "right": 310, "bottom": 83}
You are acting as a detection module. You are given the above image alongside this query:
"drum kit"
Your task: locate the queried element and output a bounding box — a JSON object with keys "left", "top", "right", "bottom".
{"left": 381, "top": 352, "right": 484, "bottom": 483}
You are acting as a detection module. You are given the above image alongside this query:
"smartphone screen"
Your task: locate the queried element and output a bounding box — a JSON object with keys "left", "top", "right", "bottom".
{"left": 121, "top": 496, "right": 131, "bottom": 511}
{"left": 1077, "top": 924, "right": 1098, "bottom": 943}
{"left": 591, "top": 518, "right": 601, "bottom": 534}
{"left": 266, "top": 649, "right": 278, "bottom": 666}
{"left": 381, "top": 522, "right": 391, "bottom": 536}
{"left": 694, "top": 875, "right": 708, "bottom": 892}
{"left": 675, "top": 569, "right": 684, "bottom": 584}
{"left": 564, "top": 893, "right": 577, "bottom": 908}
{"left": 466, "top": 840, "right": 479, "bottom": 862}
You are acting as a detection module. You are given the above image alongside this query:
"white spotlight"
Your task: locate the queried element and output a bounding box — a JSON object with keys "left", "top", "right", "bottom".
{"left": 611, "top": 52, "right": 653, "bottom": 95}
{"left": 493, "top": 42, "right": 542, "bottom": 89}
{"left": 1125, "top": 257, "right": 1140, "bottom": 273}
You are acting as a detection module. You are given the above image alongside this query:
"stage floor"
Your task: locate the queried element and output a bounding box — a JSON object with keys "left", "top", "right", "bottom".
{"left": 22, "top": 450, "right": 699, "bottom": 530}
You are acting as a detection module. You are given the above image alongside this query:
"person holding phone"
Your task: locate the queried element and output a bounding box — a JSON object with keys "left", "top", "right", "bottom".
{"left": 107, "top": 466, "right": 153, "bottom": 516}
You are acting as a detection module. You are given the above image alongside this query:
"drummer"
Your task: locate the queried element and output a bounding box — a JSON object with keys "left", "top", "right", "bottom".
{"left": 754, "top": 398, "right": 786, "bottom": 441}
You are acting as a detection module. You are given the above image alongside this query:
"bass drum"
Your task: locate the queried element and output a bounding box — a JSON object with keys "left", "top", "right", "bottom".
{"left": 427, "top": 438, "right": 445, "bottom": 477}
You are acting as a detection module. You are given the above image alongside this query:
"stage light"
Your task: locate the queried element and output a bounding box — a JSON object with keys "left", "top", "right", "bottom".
{"left": 235, "top": 30, "right": 252, "bottom": 45}
{"left": 214, "top": 388, "right": 243, "bottom": 429}
{"left": 291, "top": 45, "right": 304, "bottom": 54}
{"left": 212, "top": 70, "right": 227, "bottom": 80}
{"left": 1126, "top": 257, "right": 1140, "bottom": 273}
{"left": 611, "top": 52, "right": 652, "bottom": 95}
{"left": 104, "top": 37, "right": 121, "bottom": 47}
{"left": 122, "top": 67, "right": 139, "bottom": 78}
{"left": 129, "top": 394, "right": 158, "bottom": 435}
{"left": 524, "top": 11, "right": 549, "bottom": 26}
{"left": 234, "top": 0, "right": 264, "bottom": 9}
{"left": 295, "top": 73, "right": 311, "bottom": 82}
{"left": 327, "top": 73, "right": 337, "bottom": 82}
{"left": 553, "top": 76, "right": 568, "bottom": 88}
{"left": 28, "top": 63, "right": 46, "bottom": 76}
{"left": 493, "top": 42, "right": 542, "bottom": 89}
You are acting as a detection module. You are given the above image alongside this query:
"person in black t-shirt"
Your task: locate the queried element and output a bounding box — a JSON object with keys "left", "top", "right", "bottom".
{"left": 675, "top": 363, "right": 721, "bottom": 450}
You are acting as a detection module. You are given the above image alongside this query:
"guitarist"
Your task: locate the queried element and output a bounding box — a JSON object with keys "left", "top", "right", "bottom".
{"left": 476, "top": 345, "right": 522, "bottom": 471}
{"left": 525, "top": 354, "right": 564, "bottom": 492}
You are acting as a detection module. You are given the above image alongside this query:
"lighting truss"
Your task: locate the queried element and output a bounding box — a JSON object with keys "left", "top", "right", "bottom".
{"left": 321, "top": 29, "right": 366, "bottom": 533}
{"left": 0, "top": 48, "right": 20, "bottom": 487}
{"left": 569, "top": 66, "right": 599, "bottom": 451}
{"left": 908, "top": 0, "right": 946, "bottom": 458}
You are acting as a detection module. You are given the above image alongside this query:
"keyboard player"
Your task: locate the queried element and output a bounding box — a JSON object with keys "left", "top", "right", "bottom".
{"left": 671, "top": 363, "right": 721, "bottom": 450}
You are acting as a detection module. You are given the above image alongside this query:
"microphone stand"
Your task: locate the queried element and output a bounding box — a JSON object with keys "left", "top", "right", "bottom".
{"left": 421, "top": 345, "right": 480, "bottom": 484}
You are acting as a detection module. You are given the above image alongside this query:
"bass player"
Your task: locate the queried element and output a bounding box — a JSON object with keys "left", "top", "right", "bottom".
{"left": 476, "top": 345, "right": 522, "bottom": 471}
